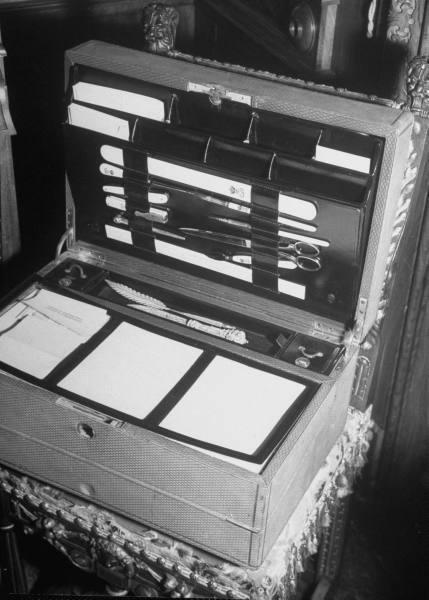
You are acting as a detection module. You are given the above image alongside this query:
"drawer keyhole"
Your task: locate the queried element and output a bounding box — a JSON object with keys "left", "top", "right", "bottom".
{"left": 77, "top": 422, "right": 95, "bottom": 439}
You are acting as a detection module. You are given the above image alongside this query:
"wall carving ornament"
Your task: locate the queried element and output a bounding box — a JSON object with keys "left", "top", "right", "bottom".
{"left": 142, "top": 2, "right": 179, "bottom": 54}
{"left": 406, "top": 56, "right": 429, "bottom": 117}
{"left": 386, "top": 0, "right": 417, "bottom": 45}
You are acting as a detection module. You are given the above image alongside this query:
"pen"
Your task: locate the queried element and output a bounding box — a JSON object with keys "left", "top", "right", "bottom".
{"left": 127, "top": 303, "right": 247, "bottom": 344}
{"left": 105, "top": 279, "right": 238, "bottom": 330}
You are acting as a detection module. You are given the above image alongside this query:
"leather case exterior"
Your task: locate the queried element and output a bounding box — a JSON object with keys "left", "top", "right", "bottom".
{"left": 0, "top": 352, "right": 355, "bottom": 566}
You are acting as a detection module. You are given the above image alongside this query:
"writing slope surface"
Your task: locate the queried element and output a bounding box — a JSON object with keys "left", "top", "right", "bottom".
{"left": 160, "top": 356, "right": 306, "bottom": 456}
{"left": 58, "top": 322, "right": 202, "bottom": 419}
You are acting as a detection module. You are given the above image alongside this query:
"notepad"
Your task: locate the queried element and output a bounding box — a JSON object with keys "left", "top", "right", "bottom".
{"left": 175, "top": 439, "right": 269, "bottom": 473}
{"left": 0, "top": 289, "right": 110, "bottom": 378}
{"left": 68, "top": 103, "right": 130, "bottom": 140}
{"left": 58, "top": 322, "right": 202, "bottom": 419}
{"left": 23, "top": 289, "right": 110, "bottom": 338}
{"left": 73, "top": 82, "right": 165, "bottom": 121}
{"left": 160, "top": 356, "right": 306, "bottom": 455}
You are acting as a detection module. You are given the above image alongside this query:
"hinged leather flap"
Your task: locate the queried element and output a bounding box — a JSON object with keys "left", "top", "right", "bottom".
{"left": 63, "top": 41, "right": 413, "bottom": 342}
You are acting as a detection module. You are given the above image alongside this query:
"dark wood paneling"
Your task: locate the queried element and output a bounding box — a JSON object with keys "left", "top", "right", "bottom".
{"left": 364, "top": 2, "right": 429, "bottom": 500}
{"left": 199, "top": 0, "right": 314, "bottom": 75}
{"left": 0, "top": 0, "right": 194, "bottom": 292}
{"left": 375, "top": 175, "right": 429, "bottom": 495}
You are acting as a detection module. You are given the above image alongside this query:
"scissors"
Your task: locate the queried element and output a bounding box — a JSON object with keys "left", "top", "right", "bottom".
{"left": 277, "top": 241, "right": 321, "bottom": 272}
{"left": 179, "top": 229, "right": 322, "bottom": 272}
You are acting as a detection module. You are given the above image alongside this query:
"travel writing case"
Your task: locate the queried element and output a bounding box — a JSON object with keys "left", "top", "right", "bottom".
{"left": 0, "top": 41, "right": 412, "bottom": 567}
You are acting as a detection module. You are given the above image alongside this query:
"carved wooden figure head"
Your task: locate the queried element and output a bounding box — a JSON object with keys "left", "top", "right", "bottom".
{"left": 406, "top": 56, "right": 429, "bottom": 117}
{"left": 142, "top": 3, "right": 179, "bottom": 54}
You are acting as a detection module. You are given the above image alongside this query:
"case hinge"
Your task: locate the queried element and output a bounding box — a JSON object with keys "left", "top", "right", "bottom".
{"left": 187, "top": 81, "right": 252, "bottom": 107}
{"left": 73, "top": 247, "right": 106, "bottom": 266}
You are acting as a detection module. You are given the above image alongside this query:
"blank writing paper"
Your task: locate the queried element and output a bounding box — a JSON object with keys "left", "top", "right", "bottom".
{"left": 160, "top": 356, "right": 306, "bottom": 455}
{"left": 68, "top": 103, "right": 130, "bottom": 140}
{"left": 58, "top": 322, "right": 202, "bottom": 419}
{"left": 0, "top": 303, "right": 84, "bottom": 379}
{"left": 72, "top": 82, "right": 165, "bottom": 121}
{"left": 0, "top": 290, "right": 109, "bottom": 379}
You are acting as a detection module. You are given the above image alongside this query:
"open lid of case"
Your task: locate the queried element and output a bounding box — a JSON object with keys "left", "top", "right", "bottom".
{"left": 63, "top": 41, "right": 413, "bottom": 344}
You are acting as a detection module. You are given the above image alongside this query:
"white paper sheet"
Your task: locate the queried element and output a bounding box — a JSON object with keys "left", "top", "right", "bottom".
{"left": 147, "top": 158, "right": 252, "bottom": 203}
{"left": 314, "top": 145, "right": 371, "bottom": 174}
{"left": 58, "top": 322, "right": 202, "bottom": 419}
{"left": 73, "top": 82, "right": 165, "bottom": 121}
{"left": 176, "top": 439, "right": 268, "bottom": 473}
{"left": 68, "top": 103, "right": 130, "bottom": 140}
{"left": 0, "top": 289, "right": 109, "bottom": 379}
{"left": 161, "top": 356, "right": 306, "bottom": 455}
{"left": 23, "top": 289, "right": 109, "bottom": 338}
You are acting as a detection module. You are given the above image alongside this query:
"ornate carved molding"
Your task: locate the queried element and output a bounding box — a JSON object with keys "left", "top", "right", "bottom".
{"left": 386, "top": 0, "right": 417, "bottom": 45}
{"left": 380, "top": 0, "right": 429, "bottom": 102}
{"left": 406, "top": 55, "right": 429, "bottom": 117}
{"left": 142, "top": 2, "right": 179, "bottom": 54}
{"left": 169, "top": 48, "right": 398, "bottom": 108}
{"left": 364, "top": 112, "right": 425, "bottom": 352}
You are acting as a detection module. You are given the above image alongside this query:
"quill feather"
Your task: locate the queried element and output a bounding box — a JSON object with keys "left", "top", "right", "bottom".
{"left": 105, "top": 280, "right": 167, "bottom": 309}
